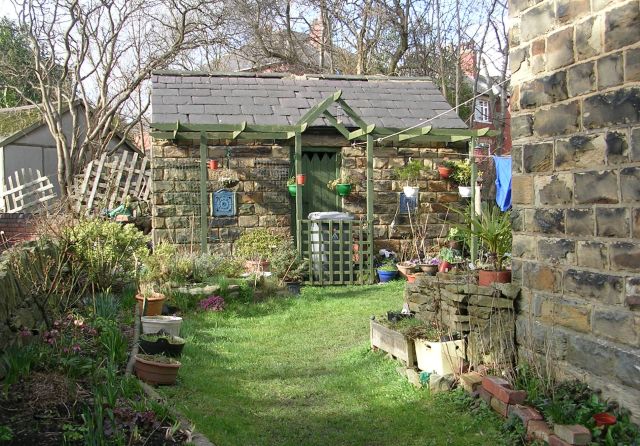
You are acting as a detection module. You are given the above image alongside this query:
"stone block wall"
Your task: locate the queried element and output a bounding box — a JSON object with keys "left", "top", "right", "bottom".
{"left": 405, "top": 274, "right": 520, "bottom": 367}
{"left": 509, "top": 0, "right": 640, "bottom": 416}
{"left": 151, "top": 134, "right": 466, "bottom": 254}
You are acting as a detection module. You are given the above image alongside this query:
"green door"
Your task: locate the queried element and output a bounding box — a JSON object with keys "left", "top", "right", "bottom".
{"left": 301, "top": 150, "right": 339, "bottom": 218}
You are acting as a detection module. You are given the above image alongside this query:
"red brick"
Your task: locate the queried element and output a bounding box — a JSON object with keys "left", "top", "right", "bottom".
{"left": 548, "top": 435, "right": 572, "bottom": 446}
{"left": 490, "top": 397, "right": 510, "bottom": 417}
{"left": 492, "top": 386, "right": 527, "bottom": 404}
{"left": 528, "top": 420, "right": 552, "bottom": 443}
{"left": 554, "top": 424, "right": 592, "bottom": 445}
{"left": 478, "top": 386, "right": 492, "bottom": 405}
{"left": 482, "top": 376, "right": 513, "bottom": 396}
{"left": 508, "top": 405, "right": 543, "bottom": 428}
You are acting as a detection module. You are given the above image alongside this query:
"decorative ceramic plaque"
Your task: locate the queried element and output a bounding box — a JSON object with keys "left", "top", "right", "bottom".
{"left": 212, "top": 189, "right": 236, "bottom": 217}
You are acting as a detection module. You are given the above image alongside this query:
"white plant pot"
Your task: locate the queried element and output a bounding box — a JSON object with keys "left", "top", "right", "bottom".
{"left": 141, "top": 316, "right": 183, "bottom": 337}
{"left": 458, "top": 186, "right": 472, "bottom": 197}
{"left": 403, "top": 186, "right": 419, "bottom": 197}
{"left": 414, "top": 338, "right": 465, "bottom": 375}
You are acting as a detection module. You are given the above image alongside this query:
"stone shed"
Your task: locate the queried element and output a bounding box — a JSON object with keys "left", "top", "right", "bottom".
{"left": 150, "top": 72, "right": 493, "bottom": 284}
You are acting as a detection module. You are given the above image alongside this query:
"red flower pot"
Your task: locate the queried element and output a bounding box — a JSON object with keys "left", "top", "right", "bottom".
{"left": 208, "top": 159, "right": 219, "bottom": 170}
{"left": 407, "top": 274, "right": 417, "bottom": 283}
{"left": 296, "top": 174, "right": 306, "bottom": 185}
{"left": 478, "top": 270, "right": 511, "bottom": 286}
{"left": 438, "top": 166, "right": 452, "bottom": 178}
{"left": 438, "top": 261, "right": 452, "bottom": 273}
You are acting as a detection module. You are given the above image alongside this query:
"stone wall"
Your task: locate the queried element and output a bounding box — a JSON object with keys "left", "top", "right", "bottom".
{"left": 508, "top": 0, "right": 640, "bottom": 416}
{"left": 151, "top": 134, "right": 466, "bottom": 254}
{"left": 404, "top": 273, "right": 520, "bottom": 367}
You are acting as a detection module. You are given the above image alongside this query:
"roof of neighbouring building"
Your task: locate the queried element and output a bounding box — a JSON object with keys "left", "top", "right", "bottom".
{"left": 151, "top": 72, "right": 466, "bottom": 129}
{"left": 0, "top": 105, "right": 43, "bottom": 144}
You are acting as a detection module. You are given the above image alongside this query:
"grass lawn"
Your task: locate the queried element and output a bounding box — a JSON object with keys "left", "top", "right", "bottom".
{"left": 161, "top": 282, "right": 509, "bottom": 446}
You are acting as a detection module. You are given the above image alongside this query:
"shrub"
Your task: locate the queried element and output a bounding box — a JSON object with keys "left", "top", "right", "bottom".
{"left": 234, "top": 229, "right": 285, "bottom": 261}
{"left": 65, "top": 219, "right": 149, "bottom": 291}
{"left": 199, "top": 295, "right": 225, "bottom": 311}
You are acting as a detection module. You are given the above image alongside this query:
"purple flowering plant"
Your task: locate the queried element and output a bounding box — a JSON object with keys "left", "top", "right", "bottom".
{"left": 199, "top": 295, "right": 225, "bottom": 311}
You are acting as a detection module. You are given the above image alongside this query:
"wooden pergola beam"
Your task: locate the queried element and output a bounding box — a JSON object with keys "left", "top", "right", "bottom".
{"left": 296, "top": 91, "right": 342, "bottom": 128}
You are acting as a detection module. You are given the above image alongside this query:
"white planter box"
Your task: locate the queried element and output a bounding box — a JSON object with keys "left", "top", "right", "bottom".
{"left": 414, "top": 338, "right": 465, "bottom": 375}
{"left": 141, "top": 316, "right": 183, "bottom": 337}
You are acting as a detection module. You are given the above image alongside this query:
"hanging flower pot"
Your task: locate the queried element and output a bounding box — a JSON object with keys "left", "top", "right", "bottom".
{"left": 296, "top": 174, "right": 306, "bottom": 185}
{"left": 438, "top": 166, "right": 452, "bottom": 178}
{"left": 458, "top": 186, "right": 472, "bottom": 197}
{"left": 288, "top": 184, "right": 297, "bottom": 197}
{"left": 208, "top": 159, "right": 219, "bottom": 170}
{"left": 438, "top": 261, "right": 452, "bottom": 273}
{"left": 403, "top": 186, "right": 419, "bottom": 197}
{"left": 335, "top": 183, "right": 352, "bottom": 197}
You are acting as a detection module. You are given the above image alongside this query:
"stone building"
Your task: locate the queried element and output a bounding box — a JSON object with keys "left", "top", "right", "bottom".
{"left": 150, "top": 72, "right": 491, "bottom": 283}
{"left": 508, "top": 0, "right": 640, "bottom": 416}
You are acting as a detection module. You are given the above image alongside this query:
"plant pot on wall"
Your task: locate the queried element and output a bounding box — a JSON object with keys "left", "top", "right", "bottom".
{"left": 377, "top": 269, "right": 398, "bottom": 282}
{"left": 288, "top": 184, "right": 297, "bottom": 197}
{"left": 478, "top": 269, "right": 511, "bottom": 286}
{"left": 335, "top": 183, "right": 352, "bottom": 197}
{"left": 458, "top": 186, "right": 472, "bottom": 197}
{"left": 438, "top": 261, "right": 452, "bottom": 273}
{"left": 403, "top": 186, "right": 419, "bottom": 197}
{"left": 438, "top": 166, "right": 452, "bottom": 178}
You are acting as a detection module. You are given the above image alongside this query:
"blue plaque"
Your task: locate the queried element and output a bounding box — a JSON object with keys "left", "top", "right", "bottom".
{"left": 399, "top": 192, "right": 417, "bottom": 214}
{"left": 212, "top": 189, "right": 236, "bottom": 216}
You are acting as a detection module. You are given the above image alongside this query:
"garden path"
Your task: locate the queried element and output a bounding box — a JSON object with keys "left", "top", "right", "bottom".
{"left": 160, "top": 282, "right": 507, "bottom": 446}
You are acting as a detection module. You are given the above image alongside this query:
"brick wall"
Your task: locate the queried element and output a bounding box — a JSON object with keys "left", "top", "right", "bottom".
{"left": 0, "top": 213, "right": 36, "bottom": 253}
{"left": 151, "top": 136, "right": 465, "bottom": 254}
{"left": 509, "top": 0, "right": 640, "bottom": 416}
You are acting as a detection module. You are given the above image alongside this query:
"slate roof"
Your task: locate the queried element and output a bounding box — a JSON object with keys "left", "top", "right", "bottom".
{"left": 151, "top": 72, "right": 465, "bottom": 129}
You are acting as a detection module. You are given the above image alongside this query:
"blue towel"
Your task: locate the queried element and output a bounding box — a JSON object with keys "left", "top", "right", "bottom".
{"left": 493, "top": 156, "right": 512, "bottom": 211}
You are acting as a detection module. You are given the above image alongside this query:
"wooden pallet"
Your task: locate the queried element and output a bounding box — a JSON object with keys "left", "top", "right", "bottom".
{"left": 0, "top": 168, "right": 56, "bottom": 213}
{"left": 73, "top": 152, "right": 150, "bottom": 214}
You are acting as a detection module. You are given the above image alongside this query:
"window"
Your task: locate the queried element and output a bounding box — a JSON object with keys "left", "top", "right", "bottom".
{"left": 475, "top": 99, "right": 490, "bottom": 123}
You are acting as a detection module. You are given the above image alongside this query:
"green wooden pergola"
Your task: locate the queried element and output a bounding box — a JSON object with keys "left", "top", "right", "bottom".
{"left": 151, "top": 90, "right": 496, "bottom": 281}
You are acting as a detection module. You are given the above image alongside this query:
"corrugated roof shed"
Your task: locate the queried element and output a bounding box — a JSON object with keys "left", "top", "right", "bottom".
{"left": 151, "top": 72, "right": 465, "bottom": 129}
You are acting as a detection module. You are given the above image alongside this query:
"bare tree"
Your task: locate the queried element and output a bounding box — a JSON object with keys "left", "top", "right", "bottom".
{"left": 5, "top": 0, "right": 223, "bottom": 199}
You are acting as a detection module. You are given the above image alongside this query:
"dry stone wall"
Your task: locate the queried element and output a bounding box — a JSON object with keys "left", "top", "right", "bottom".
{"left": 151, "top": 134, "right": 466, "bottom": 253}
{"left": 508, "top": 0, "right": 640, "bottom": 417}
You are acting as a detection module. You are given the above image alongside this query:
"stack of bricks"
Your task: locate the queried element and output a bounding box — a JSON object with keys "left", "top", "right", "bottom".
{"left": 462, "top": 373, "right": 592, "bottom": 445}
{"left": 508, "top": 0, "right": 640, "bottom": 418}
{"left": 404, "top": 273, "right": 520, "bottom": 367}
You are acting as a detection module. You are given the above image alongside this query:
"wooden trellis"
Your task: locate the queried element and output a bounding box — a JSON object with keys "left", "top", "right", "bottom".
{"left": 73, "top": 151, "right": 151, "bottom": 214}
{"left": 0, "top": 168, "right": 56, "bottom": 213}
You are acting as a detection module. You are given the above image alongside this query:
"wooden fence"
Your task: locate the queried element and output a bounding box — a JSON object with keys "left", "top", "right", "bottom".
{"left": 73, "top": 151, "right": 151, "bottom": 214}
{"left": 0, "top": 168, "right": 56, "bottom": 214}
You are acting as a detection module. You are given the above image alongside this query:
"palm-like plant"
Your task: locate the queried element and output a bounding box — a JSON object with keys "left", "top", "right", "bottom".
{"left": 454, "top": 203, "right": 512, "bottom": 270}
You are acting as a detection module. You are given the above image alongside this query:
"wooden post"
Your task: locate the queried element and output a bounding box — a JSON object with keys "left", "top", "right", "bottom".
{"left": 469, "top": 136, "right": 478, "bottom": 265}
{"left": 295, "top": 132, "right": 303, "bottom": 253}
{"left": 199, "top": 132, "right": 208, "bottom": 253}
{"left": 366, "top": 134, "right": 374, "bottom": 284}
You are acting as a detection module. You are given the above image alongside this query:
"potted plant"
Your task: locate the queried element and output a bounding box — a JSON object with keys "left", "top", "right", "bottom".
{"left": 141, "top": 315, "right": 183, "bottom": 337}
{"left": 134, "top": 354, "right": 181, "bottom": 385}
{"left": 411, "top": 323, "right": 465, "bottom": 376}
{"left": 438, "top": 159, "right": 456, "bottom": 179}
{"left": 455, "top": 203, "right": 512, "bottom": 286}
{"left": 396, "top": 260, "right": 417, "bottom": 278}
{"left": 287, "top": 177, "right": 297, "bottom": 197}
{"left": 139, "top": 332, "right": 186, "bottom": 357}
{"left": 418, "top": 257, "right": 440, "bottom": 275}
{"left": 135, "top": 283, "right": 166, "bottom": 316}
{"left": 377, "top": 259, "right": 398, "bottom": 282}
{"left": 451, "top": 160, "right": 472, "bottom": 197}
{"left": 437, "top": 247, "right": 458, "bottom": 273}
{"left": 235, "top": 228, "right": 283, "bottom": 272}
{"left": 394, "top": 160, "right": 423, "bottom": 198}
{"left": 327, "top": 174, "right": 352, "bottom": 197}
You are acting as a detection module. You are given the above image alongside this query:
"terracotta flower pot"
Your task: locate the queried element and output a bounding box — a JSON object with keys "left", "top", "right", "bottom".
{"left": 296, "top": 174, "right": 306, "bottom": 185}
{"left": 407, "top": 274, "right": 417, "bottom": 283}
{"left": 135, "top": 292, "right": 166, "bottom": 316}
{"left": 438, "top": 261, "right": 452, "bottom": 273}
{"left": 478, "top": 269, "right": 511, "bottom": 286}
{"left": 208, "top": 159, "right": 219, "bottom": 170}
{"left": 396, "top": 262, "right": 416, "bottom": 278}
{"left": 438, "top": 166, "right": 452, "bottom": 178}
{"left": 134, "top": 354, "right": 181, "bottom": 385}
